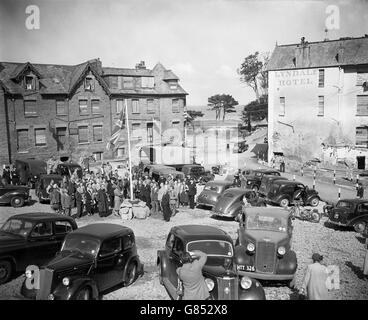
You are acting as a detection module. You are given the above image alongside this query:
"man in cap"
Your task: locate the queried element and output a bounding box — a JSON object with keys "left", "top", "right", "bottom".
{"left": 301, "top": 253, "right": 330, "bottom": 300}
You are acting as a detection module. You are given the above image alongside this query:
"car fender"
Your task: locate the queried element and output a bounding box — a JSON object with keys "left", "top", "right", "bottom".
{"left": 276, "top": 250, "right": 298, "bottom": 275}
{"left": 157, "top": 250, "right": 169, "bottom": 277}
{"left": 347, "top": 214, "right": 368, "bottom": 227}
{"left": 305, "top": 194, "right": 320, "bottom": 203}
{"left": 53, "top": 277, "right": 99, "bottom": 300}
{"left": 0, "top": 191, "right": 27, "bottom": 201}
{"left": 0, "top": 255, "right": 17, "bottom": 272}
{"left": 238, "top": 278, "right": 266, "bottom": 300}
{"left": 122, "top": 255, "right": 143, "bottom": 281}
{"left": 234, "top": 245, "right": 253, "bottom": 267}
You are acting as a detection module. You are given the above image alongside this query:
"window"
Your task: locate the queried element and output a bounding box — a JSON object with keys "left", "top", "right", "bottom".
{"left": 279, "top": 97, "right": 285, "bottom": 116}
{"left": 141, "top": 77, "right": 154, "bottom": 88}
{"left": 172, "top": 121, "right": 180, "bottom": 128}
{"left": 123, "top": 77, "right": 134, "bottom": 89}
{"left": 172, "top": 99, "right": 180, "bottom": 113}
{"left": 78, "top": 126, "right": 89, "bottom": 143}
{"left": 35, "top": 128, "right": 46, "bottom": 146}
{"left": 56, "top": 100, "right": 66, "bottom": 115}
{"left": 318, "top": 96, "right": 324, "bottom": 116}
{"left": 357, "top": 72, "right": 368, "bottom": 86}
{"left": 56, "top": 127, "right": 67, "bottom": 151}
{"left": 356, "top": 127, "right": 368, "bottom": 147}
{"left": 116, "top": 99, "right": 124, "bottom": 114}
{"left": 55, "top": 221, "right": 73, "bottom": 235}
{"left": 93, "top": 125, "right": 103, "bottom": 142}
{"left": 79, "top": 100, "right": 88, "bottom": 115}
{"left": 17, "top": 129, "right": 29, "bottom": 152}
{"left": 357, "top": 95, "right": 368, "bottom": 116}
{"left": 93, "top": 152, "right": 103, "bottom": 161}
{"left": 99, "top": 238, "right": 122, "bottom": 256}
{"left": 85, "top": 76, "right": 94, "bottom": 91}
{"left": 30, "top": 222, "right": 53, "bottom": 238}
{"left": 118, "top": 76, "right": 123, "bottom": 89}
{"left": 169, "top": 81, "right": 178, "bottom": 90}
{"left": 147, "top": 123, "right": 153, "bottom": 143}
{"left": 173, "top": 237, "right": 184, "bottom": 255}
{"left": 318, "top": 69, "right": 325, "bottom": 88}
{"left": 25, "top": 76, "right": 35, "bottom": 90}
{"left": 147, "top": 99, "right": 155, "bottom": 113}
{"left": 24, "top": 100, "right": 37, "bottom": 117}
{"left": 132, "top": 99, "right": 140, "bottom": 114}
{"left": 91, "top": 99, "right": 101, "bottom": 114}
{"left": 123, "top": 234, "right": 135, "bottom": 250}
{"left": 166, "top": 233, "right": 175, "bottom": 250}
{"left": 132, "top": 123, "right": 141, "bottom": 140}
{"left": 117, "top": 147, "right": 125, "bottom": 157}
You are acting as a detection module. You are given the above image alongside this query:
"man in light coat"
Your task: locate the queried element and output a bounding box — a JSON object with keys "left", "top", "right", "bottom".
{"left": 301, "top": 253, "right": 330, "bottom": 300}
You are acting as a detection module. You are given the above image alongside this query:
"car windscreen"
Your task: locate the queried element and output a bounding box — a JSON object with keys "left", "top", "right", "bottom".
{"left": 0, "top": 219, "right": 34, "bottom": 237}
{"left": 336, "top": 201, "right": 353, "bottom": 208}
{"left": 61, "top": 236, "right": 100, "bottom": 258}
{"left": 246, "top": 213, "right": 288, "bottom": 232}
{"left": 204, "top": 185, "right": 219, "bottom": 193}
{"left": 187, "top": 240, "right": 233, "bottom": 257}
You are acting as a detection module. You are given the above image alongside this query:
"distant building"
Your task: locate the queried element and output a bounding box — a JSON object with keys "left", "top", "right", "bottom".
{"left": 0, "top": 59, "right": 187, "bottom": 164}
{"left": 267, "top": 36, "right": 368, "bottom": 169}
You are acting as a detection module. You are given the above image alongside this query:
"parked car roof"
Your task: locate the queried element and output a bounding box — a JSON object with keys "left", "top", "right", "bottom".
{"left": 171, "top": 225, "right": 232, "bottom": 243}
{"left": 8, "top": 212, "right": 75, "bottom": 222}
{"left": 273, "top": 180, "right": 303, "bottom": 185}
{"left": 246, "top": 207, "right": 291, "bottom": 219}
{"left": 205, "top": 180, "right": 233, "bottom": 187}
{"left": 69, "top": 223, "right": 133, "bottom": 240}
{"left": 223, "top": 187, "right": 253, "bottom": 195}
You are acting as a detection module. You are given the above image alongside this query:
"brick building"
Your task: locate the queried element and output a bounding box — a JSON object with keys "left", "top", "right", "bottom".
{"left": 0, "top": 59, "right": 187, "bottom": 165}
{"left": 267, "top": 36, "right": 368, "bottom": 169}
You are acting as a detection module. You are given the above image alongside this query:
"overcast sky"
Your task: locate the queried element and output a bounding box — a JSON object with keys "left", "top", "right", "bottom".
{"left": 1, "top": 0, "right": 368, "bottom": 106}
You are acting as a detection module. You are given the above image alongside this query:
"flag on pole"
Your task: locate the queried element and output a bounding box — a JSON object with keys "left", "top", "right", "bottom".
{"left": 106, "top": 104, "right": 126, "bottom": 150}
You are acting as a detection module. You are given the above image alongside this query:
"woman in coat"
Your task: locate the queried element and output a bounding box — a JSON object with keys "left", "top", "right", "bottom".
{"left": 179, "top": 180, "right": 189, "bottom": 207}
{"left": 97, "top": 184, "right": 109, "bottom": 217}
{"left": 161, "top": 188, "right": 172, "bottom": 222}
{"left": 114, "top": 185, "right": 123, "bottom": 216}
{"left": 50, "top": 184, "right": 61, "bottom": 213}
{"left": 169, "top": 185, "right": 178, "bottom": 216}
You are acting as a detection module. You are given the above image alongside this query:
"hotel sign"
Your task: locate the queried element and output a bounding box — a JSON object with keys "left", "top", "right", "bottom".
{"left": 275, "top": 69, "right": 317, "bottom": 87}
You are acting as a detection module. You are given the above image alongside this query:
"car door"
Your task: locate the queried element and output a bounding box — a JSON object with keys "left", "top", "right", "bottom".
{"left": 167, "top": 236, "right": 184, "bottom": 290}
{"left": 25, "top": 221, "right": 59, "bottom": 268}
{"left": 95, "top": 237, "right": 123, "bottom": 292}
{"left": 0, "top": 186, "right": 7, "bottom": 203}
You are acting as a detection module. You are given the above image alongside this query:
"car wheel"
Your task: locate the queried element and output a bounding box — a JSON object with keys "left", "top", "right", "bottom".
{"left": 125, "top": 262, "right": 137, "bottom": 286}
{"left": 75, "top": 287, "right": 91, "bottom": 300}
{"left": 280, "top": 198, "right": 290, "bottom": 207}
{"left": 11, "top": 196, "right": 24, "bottom": 208}
{"left": 310, "top": 197, "right": 319, "bottom": 207}
{"left": 0, "top": 260, "right": 12, "bottom": 285}
{"left": 311, "top": 210, "right": 321, "bottom": 223}
{"left": 354, "top": 221, "right": 367, "bottom": 233}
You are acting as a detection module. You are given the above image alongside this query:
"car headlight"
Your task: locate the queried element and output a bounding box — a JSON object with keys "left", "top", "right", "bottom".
{"left": 240, "top": 276, "right": 252, "bottom": 290}
{"left": 62, "top": 277, "right": 70, "bottom": 286}
{"left": 205, "top": 278, "right": 215, "bottom": 292}
{"left": 247, "top": 243, "right": 255, "bottom": 252}
{"left": 277, "top": 246, "right": 286, "bottom": 255}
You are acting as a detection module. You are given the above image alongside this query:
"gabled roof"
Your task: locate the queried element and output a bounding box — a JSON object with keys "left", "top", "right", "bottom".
{"left": 103, "top": 67, "right": 153, "bottom": 77}
{"left": 267, "top": 36, "right": 368, "bottom": 71}
{"left": 163, "top": 70, "right": 179, "bottom": 80}
{"left": 10, "top": 62, "right": 42, "bottom": 81}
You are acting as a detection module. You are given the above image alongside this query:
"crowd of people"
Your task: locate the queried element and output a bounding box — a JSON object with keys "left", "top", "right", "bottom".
{"left": 1, "top": 165, "right": 20, "bottom": 186}
{"left": 42, "top": 162, "right": 199, "bottom": 222}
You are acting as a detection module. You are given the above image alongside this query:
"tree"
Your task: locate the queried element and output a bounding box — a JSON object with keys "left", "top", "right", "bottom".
{"left": 208, "top": 94, "right": 238, "bottom": 121}
{"left": 184, "top": 110, "right": 204, "bottom": 129}
{"left": 238, "top": 51, "right": 270, "bottom": 101}
{"left": 241, "top": 97, "right": 268, "bottom": 131}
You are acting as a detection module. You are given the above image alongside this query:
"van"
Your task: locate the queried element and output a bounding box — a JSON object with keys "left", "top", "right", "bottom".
{"left": 15, "top": 159, "right": 47, "bottom": 187}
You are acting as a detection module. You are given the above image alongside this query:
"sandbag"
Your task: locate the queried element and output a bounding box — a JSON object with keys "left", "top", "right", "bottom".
{"left": 119, "top": 206, "right": 133, "bottom": 220}
{"left": 133, "top": 206, "right": 150, "bottom": 219}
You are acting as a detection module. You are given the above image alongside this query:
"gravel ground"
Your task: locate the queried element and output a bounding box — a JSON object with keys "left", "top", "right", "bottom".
{"left": 0, "top": 190, "right": 367, "bottom": 300}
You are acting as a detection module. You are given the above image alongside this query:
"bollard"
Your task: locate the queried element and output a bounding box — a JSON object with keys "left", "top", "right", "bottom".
{"left": 301, "top": 167, "right": 304, "bottom": 176}
{"left": 356, "top": 174, "right": 360, "bottom": 191}
{"left": 313, "top": 178, "right": 316, "bottom": 190}
{"left": 293, "top": 175, "right": 295, "bottom": 181}
{"left": 333, "top": 170, "right": 336, "bottom": 185}
{"left": 338, "top": 187, "right": 341, "bottom": 200}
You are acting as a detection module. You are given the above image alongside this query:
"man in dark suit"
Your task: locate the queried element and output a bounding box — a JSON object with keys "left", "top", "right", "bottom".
{"left": 187, "top": 178, "right": 197, "bottom": 209}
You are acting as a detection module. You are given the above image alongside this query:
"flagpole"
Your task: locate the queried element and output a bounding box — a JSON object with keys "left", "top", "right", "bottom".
{"left": 125, "top": 99, "right": 134, "bottom": 201}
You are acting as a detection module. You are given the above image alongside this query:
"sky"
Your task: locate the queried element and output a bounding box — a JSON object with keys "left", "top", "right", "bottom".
{"left": 1, "top": 0, "right": 368, "bottom": 106}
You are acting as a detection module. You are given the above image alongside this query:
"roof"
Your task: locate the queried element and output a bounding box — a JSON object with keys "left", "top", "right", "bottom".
{"left": 163, "top": 70, "right": 179, "bottom": 80}
{"left": 206, "top": 180, "right": 234, "bottom": 187}
{"left": 273, "top": 180, "right": 303, "bottom": 185}
{"left": 172, "top": 225, "right": 232, "bottom": 242}
{"left": 267, "top": 36, "right": 368, "bottom": 71}
{"left": 224, "top": 187, "right": 254, "bottom": 195}
{"left": 103, "top": 67, "right": 153, "bottom": 77}
{"left": 9, "top": 212, "right": 74, "bottom": 222}
{"left": 246, "top": 207, "right": 291, "bottom": 218}
{"left": 69, "top": 223, "right": 133, "bottom": 240}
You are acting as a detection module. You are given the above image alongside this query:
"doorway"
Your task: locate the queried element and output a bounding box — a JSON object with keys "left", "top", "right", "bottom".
{"left": 357, "top": 156, "right": 366, "bottom": 170}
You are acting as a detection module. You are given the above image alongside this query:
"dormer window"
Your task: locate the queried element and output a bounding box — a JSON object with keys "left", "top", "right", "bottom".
{"left": 85, "top": 76, "right": 94, "bottom": 91}
{"left": 169, "top": 81, "right": 178, "bottom": 90}
{"left": 25, "top": 76, "right": 35, "bottom": 90}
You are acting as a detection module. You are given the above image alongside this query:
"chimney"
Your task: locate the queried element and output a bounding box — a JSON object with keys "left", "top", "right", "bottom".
{"left": 135, "top": 61, "right": 146, "bottom": 69}
{"left": 294, "top": 37, "right": 310, "bottom": 68}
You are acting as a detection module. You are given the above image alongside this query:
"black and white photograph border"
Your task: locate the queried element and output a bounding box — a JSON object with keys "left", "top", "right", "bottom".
{"left": 0, "top": 0, "right": 367, "bottom": 303}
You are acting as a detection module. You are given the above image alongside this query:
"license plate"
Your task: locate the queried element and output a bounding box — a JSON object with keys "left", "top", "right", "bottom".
{"left": 237, "top": 265, "right": 255, "bottom": 272}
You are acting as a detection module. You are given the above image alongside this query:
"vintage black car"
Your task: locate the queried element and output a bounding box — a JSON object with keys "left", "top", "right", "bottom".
{"left": 0, "top": 183, "right": 31, "bottom": 208}
{"left": 181, "top": 164, "right": 206, "bottom": 180}
{"left": 233, "top": 141, "right": 249, "bottom": 153}
{"left": 258, "top": 175, "right": 288, "bottom": 197}
{"left": 244, "top": 169, "right": 281, "bottom": 192}
{"left": 196, "top": 181, "right": 234, "bottom": 209}
{"left": 326, "top": 199, "right": 368, "bottom": 233}
{"left": 0, "top": 213, "right": 77, "bottom": 285}
{"left": 55, "top": 162, "right": 83, "bottom": 179}
{"left": 15, "top": 159, "right": 47, "bottom": 188}
{"left": 265, "top": 180, "right": 320, "bottom": 207}
{"left": 21, "top": 223, "right": 143, "bottom": 300}
{"left": 35, "top": 174, "right": 63, "bottom": 203}
{"left": 212, "top": 188, "right": 266, "bottom": 219}
{"left": 234, "top": 207, "right": 297, "bottom": 286}
{"left": 157, "top": 225, "right": 265, "bottom": 300}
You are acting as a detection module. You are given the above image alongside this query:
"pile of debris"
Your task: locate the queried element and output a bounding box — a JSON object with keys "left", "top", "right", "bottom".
{"left": 119, "top": 199, "right": 150, "bottom": 220}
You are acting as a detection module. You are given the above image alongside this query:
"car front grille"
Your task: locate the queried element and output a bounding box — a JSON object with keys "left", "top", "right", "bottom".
{"left": 256, "top": 242, "right": 276, "bottom": 273}
{"left": 36, "top": 268, "right": 54, "bottom": 300}
{"left": 216, "top": 277, "right": 238, "bottom": 300}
